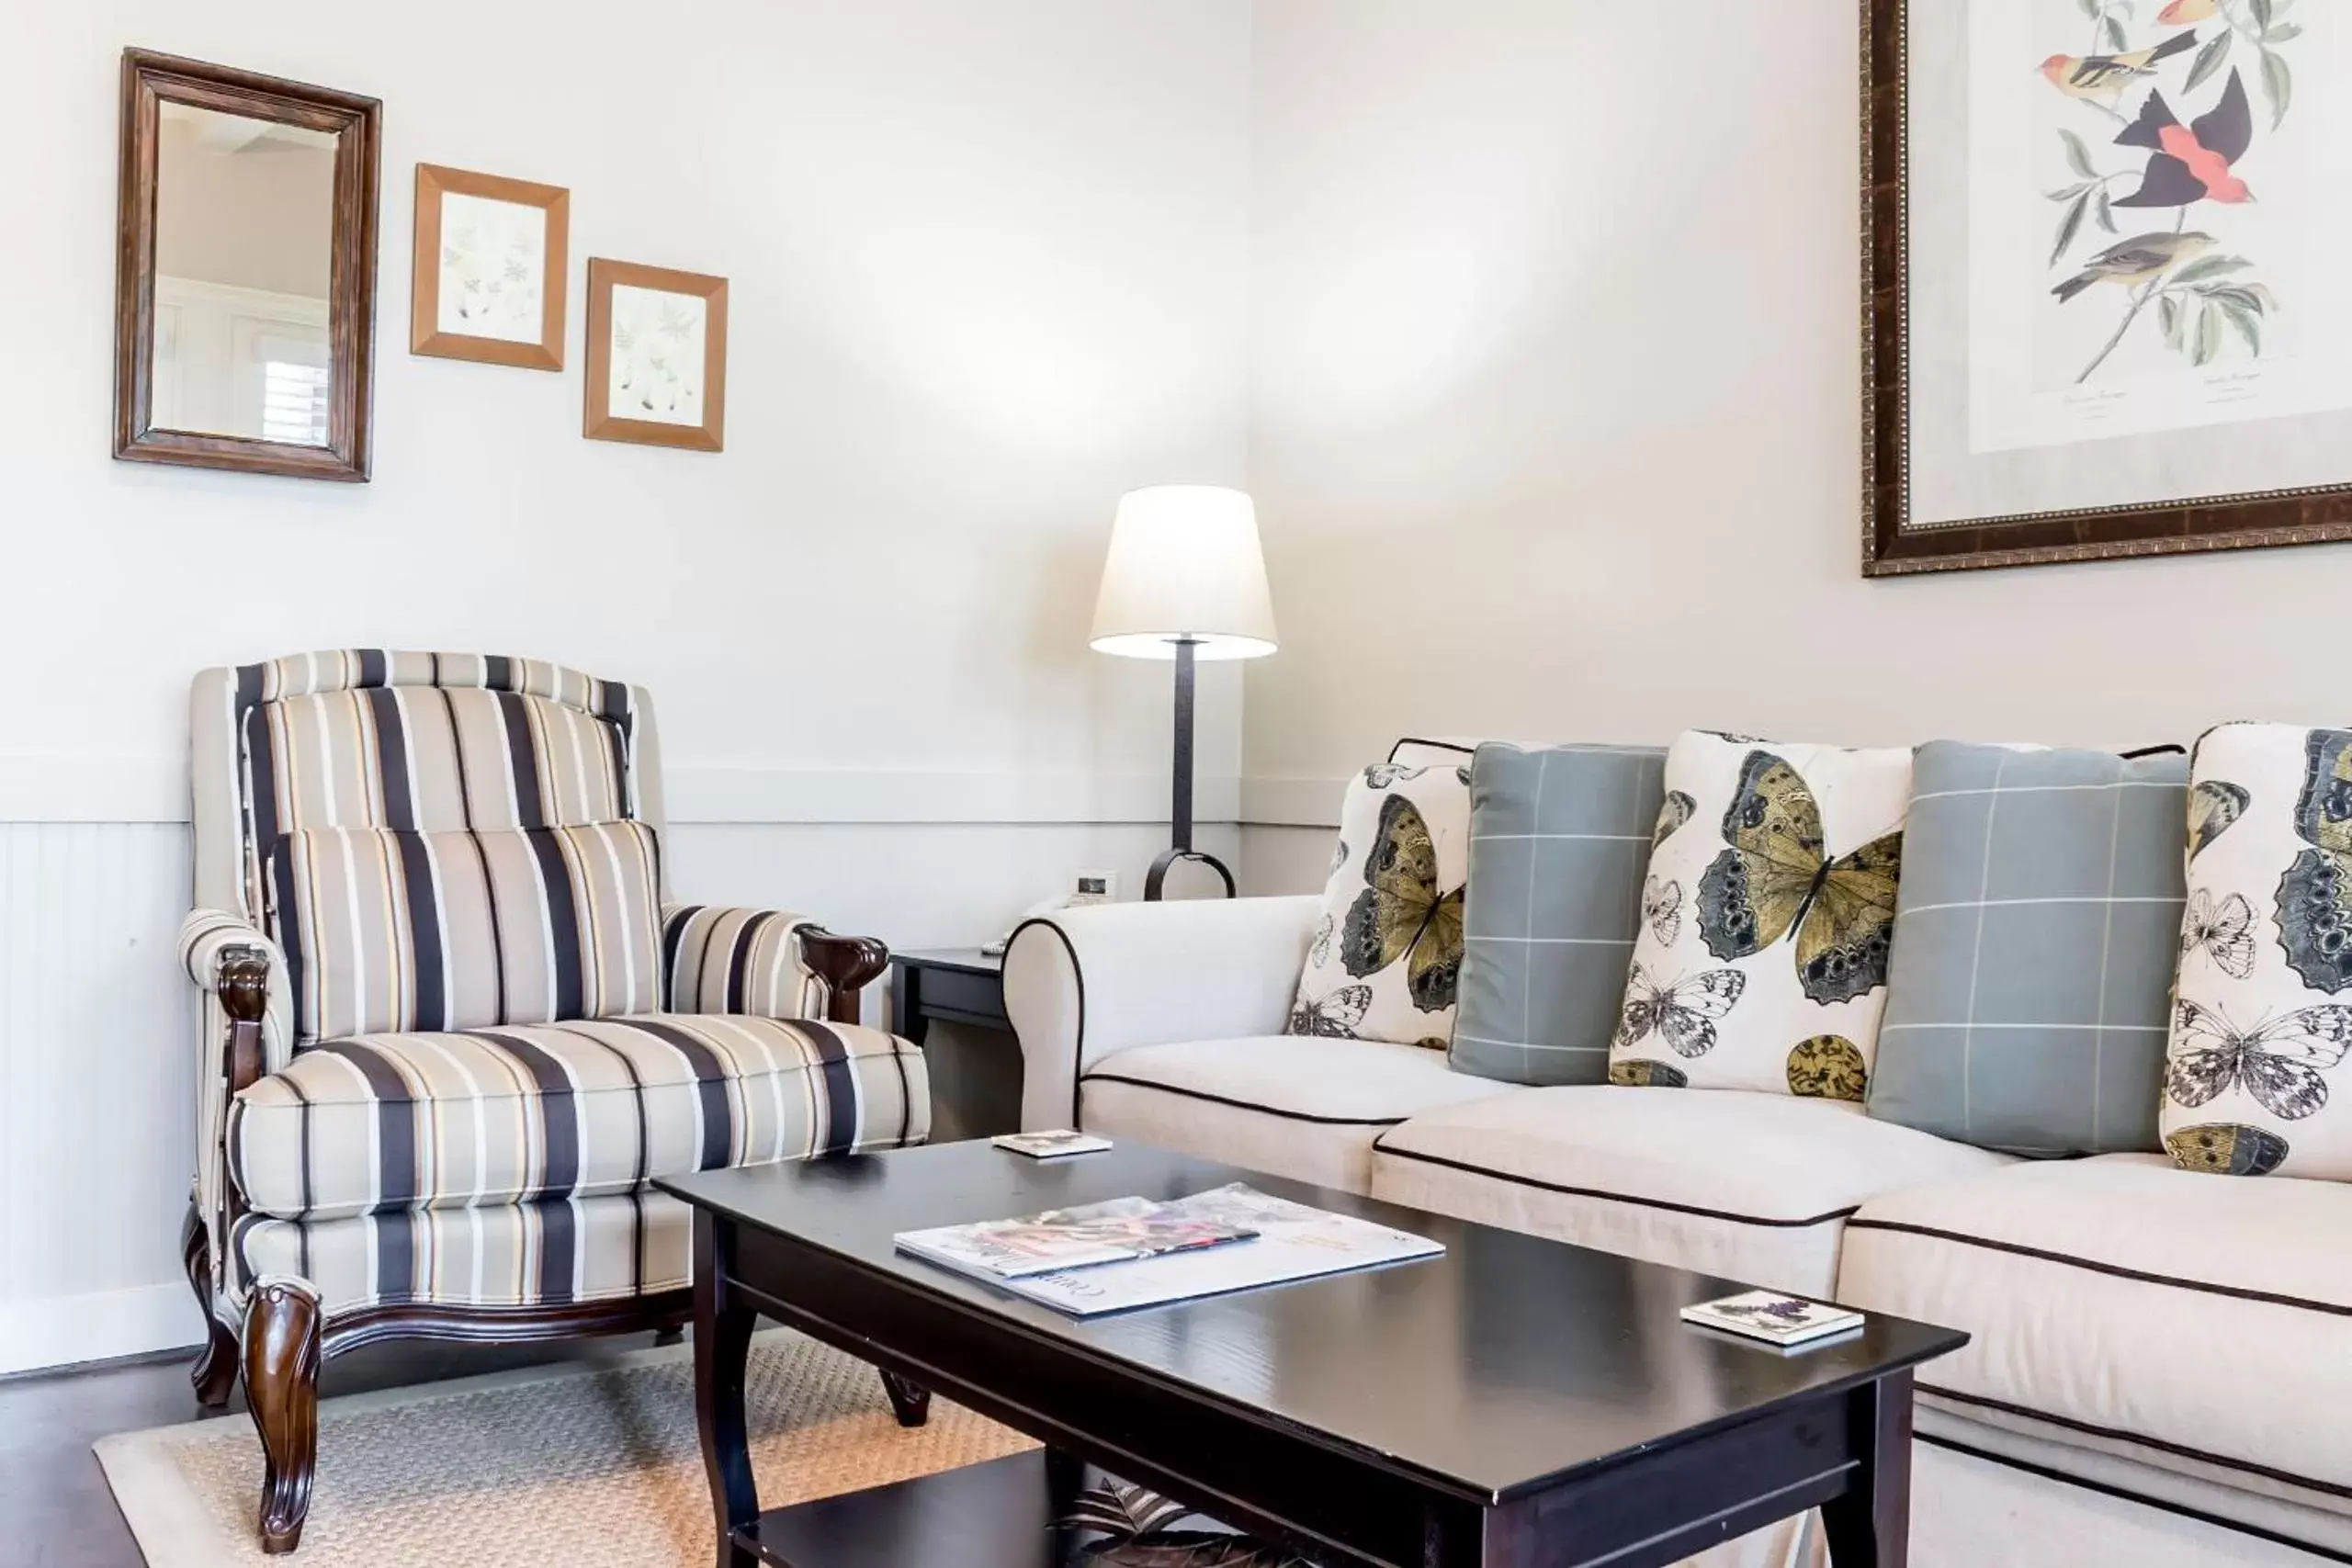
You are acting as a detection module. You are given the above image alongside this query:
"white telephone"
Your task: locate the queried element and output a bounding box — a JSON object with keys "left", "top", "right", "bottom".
{"left": 982, "top": 872, "right": 1117, "bottom": 956}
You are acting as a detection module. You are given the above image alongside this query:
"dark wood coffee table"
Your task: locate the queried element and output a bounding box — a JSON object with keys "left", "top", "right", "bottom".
{"left": 659, "top": 1143, "right": 1964, "bottom": 1568}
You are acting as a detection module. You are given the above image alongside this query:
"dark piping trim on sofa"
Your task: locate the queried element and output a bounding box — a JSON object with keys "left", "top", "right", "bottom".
{"left": 1004, "top": 917, "right": 1087, "bottom": 1131}
{"left": 1915, "top": 1431, "right": 2352, "bottom": 1564}
{"left": 1921, "top": 1382, "right": 2352, "bottom": 1503}
{"left": 1369, "top": 1142, "right": 1860, "bottom": 1230}
{"left": 1078, "top": 1072, "right": 1413, "bottom": 1128}
{"left": 1846, "top": 1217, "right": 2352, "bottom": 1319}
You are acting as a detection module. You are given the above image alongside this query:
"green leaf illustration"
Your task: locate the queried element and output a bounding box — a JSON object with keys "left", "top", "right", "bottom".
{"left": 2052, "top": 192, "right": 2090, "bottom": 266}
{"left": 2186, "top": 30, "right": 2232, "bottom": 92}
{"left": 2160, "top": 293, "right": 2182, "bottom": 348}
{"left": 2191, "top": 303, "right": 2222, "bottom": 367}
{"left": 2249, "top": 0, "right": 2274, "bottom": 31}
{"left": 2060, "top": 130, "right": 2098, "bottom": 180}
{"left": 2047, "top": 181, "right": 2097, "bottom": 201}
{"left": 2105, "top": 16, "right": 2130, "bottom": 50}
{"left": 2168, "top": 254, "right": 2252, "bottom": 286}
{"left": 2260, "top": 50, "right": 2291, "bottom": 129}
{"left": 2094, "top": 192, "right": 2117, "bottom": 234}
{"left": 2267, "top": 23, "right": 2301, "bottom": 41}
{"left": 2075, "top": 0, "right": 2100, "bottom": 17}
{"left": 2221, "top": 302, "right": 2261, "bottom": 356}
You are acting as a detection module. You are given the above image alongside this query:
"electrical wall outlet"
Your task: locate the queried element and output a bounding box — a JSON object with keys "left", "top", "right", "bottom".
{"left": 1071, "top": 870, "right": 1118, "bottom": 905}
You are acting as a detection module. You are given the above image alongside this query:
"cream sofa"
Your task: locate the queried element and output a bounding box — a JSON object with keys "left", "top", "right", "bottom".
{"left": 1005, "top": 897, "right": 2352, "bottom": 1568}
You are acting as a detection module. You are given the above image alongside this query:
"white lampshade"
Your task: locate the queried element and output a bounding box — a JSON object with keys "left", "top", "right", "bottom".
{"left": 1089, "top": 486, "right": 1278, "bottom": 661}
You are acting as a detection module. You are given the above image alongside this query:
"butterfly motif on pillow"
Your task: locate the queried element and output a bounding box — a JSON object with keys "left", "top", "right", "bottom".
{"left": 2181, "top": 890, "right": 2256, "bottom": 980}
{"left": 2278, "top": 730, "right": 2352, "bottom": 993}
{"left": 2189, "top": 780, "right": 2248, "bottom": 860}
{"left": 1643, "top": 876, "right": 1682, "bottom": 945}
{"left": 1653, "top": 791, "right": 1697, "bottom": 849}
{"left": 1695, "top": 751, "right": 1904, "bottom": 1005}
{"left": 2165, "top": 1122, "right": 2290, "bottom": 1177}
{"left": 1615, "top": 962, "right": 1746, "bottom": 1057}
{"left": 1287, "top": 984, "right": 1371, "bottom": 1039}
{"left": 1362, "top": 763, "right": 1425, "bottom": 790}
{"left": 2166, "top": 998, "right": 2352, "bottom": 1122}
{"left": 1340, "top": 795, "right": 1464, "bottom": 1013}
{"left": 1308, "top": 914, "right": 1334, "bottom": 968}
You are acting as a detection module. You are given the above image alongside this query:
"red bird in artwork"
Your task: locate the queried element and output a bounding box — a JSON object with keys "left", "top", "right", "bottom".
{"left": 2114, "top": 68, "right": 2256, "bottom": 207}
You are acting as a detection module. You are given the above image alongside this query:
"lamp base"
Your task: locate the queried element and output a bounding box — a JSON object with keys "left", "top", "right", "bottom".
{"left": 1144, "top": 847, "right": 1238, "bottom": 901}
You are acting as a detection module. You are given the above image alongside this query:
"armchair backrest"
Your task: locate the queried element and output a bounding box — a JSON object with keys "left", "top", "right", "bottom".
{"left": 190, "top": 652, "right": 673, "bottom": 1040}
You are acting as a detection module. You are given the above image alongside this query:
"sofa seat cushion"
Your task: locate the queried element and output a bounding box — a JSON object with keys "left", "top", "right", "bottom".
{"left": 1838, "top": 1155, "right": 2352, "bottom": 1527}
{"left": 1370, "top": 1087, "right": 2009, "bottom": 1296}
{"left": 228, "top": 1190, "right": 691, "bottom": 1318}
{"left": 1080, "top": 1036, "right": 1512, "bottom": 1193}
{"left": 230, "top": 1015, "right": 927, "bottom": 1222}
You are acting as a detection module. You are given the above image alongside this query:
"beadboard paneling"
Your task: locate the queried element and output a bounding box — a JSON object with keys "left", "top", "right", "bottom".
{"left": 0, "top": 823, "right": 198, "bottom": 1372}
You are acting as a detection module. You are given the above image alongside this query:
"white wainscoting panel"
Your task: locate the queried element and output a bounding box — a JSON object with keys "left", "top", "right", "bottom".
{"left": 0, "top": 822, "right": 199, "bottom": 1374}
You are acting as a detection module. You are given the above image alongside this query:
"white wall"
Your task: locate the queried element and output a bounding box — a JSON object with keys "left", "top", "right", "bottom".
{"left": 0, "top": 0, "right": 1250, "bottom": 1371}
{"left": 1239, "top": 0, "right": 2352, "bottom": 892}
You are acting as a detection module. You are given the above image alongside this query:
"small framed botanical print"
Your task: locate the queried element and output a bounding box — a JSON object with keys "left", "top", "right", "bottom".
{"left": 582, "top": 258, "right": 728, "bottom": 452}
{"left": 410, "top": 164, "right": 568, "bottom": 370}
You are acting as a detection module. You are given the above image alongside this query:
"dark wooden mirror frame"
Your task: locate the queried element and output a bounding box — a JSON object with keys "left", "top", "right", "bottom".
{"left": 113, "top": 50, "right": 381, "bottom": 482}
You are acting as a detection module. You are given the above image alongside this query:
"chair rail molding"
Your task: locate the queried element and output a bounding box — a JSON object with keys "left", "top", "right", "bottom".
{"left": 0, "top": 756, "right": 1247, "bottom": 829}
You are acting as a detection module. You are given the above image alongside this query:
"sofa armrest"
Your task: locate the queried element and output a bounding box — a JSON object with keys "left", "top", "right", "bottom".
{"left": 1002, "top": 896, "right": 1323, "bottom": 1132}
{"left": 180, "top": 909, "right": 294, "bottom": 1080}
{"left": 662, "top": 904, "right": 889, "bottom": 1023}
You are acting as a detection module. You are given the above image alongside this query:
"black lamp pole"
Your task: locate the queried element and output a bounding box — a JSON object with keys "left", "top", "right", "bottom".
{"left": 1144, "top": 637, "right": 1237, "bottom": 900}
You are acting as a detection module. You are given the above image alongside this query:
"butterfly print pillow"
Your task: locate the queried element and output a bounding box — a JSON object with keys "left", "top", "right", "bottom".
{"left": 1287, "top": 761, "right": 1469, "bottom": 1048}
{"left": 2163, "top": 724, "right": 2352, "bottom": 1179}
{"left": 1610, "top": 731, "right": 1910, "bottom": 1100}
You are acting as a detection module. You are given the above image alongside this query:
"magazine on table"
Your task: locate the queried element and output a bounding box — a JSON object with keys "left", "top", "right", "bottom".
{"left": 893, "top": 1194, "right": 1260, "bottom": 1280}
{"left": 895, "top": 1184, "right": 1444, "bottom": 1315}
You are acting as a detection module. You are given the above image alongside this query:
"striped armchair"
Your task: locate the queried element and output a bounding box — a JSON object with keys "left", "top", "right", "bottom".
{"left": 177, "top": 651, "right": 928, "bottom": 1553}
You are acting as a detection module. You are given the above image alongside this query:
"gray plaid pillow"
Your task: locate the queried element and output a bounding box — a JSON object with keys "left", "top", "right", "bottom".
{"left": 1451, "top": 742, "right": 1667, "bottom": 1086}
{"left": 1867, "top": 741, "right": 2188, "bottom": 1156}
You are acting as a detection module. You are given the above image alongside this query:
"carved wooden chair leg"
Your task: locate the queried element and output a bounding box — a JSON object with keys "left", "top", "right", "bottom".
{"left": 243, "top": 1280, "right": 322, "bottom": 1554}
{"left": 877, "top": 1368, "right": 931, "bottom": 1427}
{"left": 654, "top": 1315, "right": 688, "bottom": 1348}
{"left": 181, "top": 1204, "right": 240, "bottom": 1410}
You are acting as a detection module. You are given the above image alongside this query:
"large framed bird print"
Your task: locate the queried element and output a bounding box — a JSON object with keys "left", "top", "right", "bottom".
{"left": 1863, "top": 0, "right": 2352, "bottom": 574}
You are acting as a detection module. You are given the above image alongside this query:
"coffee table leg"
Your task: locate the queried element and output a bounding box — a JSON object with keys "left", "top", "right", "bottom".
{"left": 1820, "top": 1369, "right": 1913, "bottom": 1568}
{"left": 877, "top": 1369, "right": 932, "bottom": 1427}
{"left": 695, "top": 1210, "right": 761, "bottom": 1568}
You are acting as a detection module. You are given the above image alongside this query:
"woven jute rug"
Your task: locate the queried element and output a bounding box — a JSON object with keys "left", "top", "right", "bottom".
{"left": 95, "top": 1328, "right": 1037, "bottom": 1567}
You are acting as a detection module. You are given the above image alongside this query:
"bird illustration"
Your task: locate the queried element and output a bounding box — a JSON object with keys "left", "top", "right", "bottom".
{"left": 2052, "top": 231, "right": 2217, "bottom": 303}
{"left": 2114, "top": 68, "right": 2256, "bottom": 207}
{"left": 2040, "top": 31, "right": 2198, "bottom": 102}
{"left": 2157, "top": 0, "right": 2220, "bottom": 24}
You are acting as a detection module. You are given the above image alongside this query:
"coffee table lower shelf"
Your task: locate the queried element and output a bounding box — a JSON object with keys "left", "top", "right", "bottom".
{"left": 735, "top": 1450, "right": 1083, "bottom": 1568}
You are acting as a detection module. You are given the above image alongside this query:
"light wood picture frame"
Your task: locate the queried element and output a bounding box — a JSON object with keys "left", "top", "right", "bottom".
{"left": 411, "top": 164, "right": 569, "bottom": 371}
{"left": 582, "top": 258, "right": 728, "bottom": 452}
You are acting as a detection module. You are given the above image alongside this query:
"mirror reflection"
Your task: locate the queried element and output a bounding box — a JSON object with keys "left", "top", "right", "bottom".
{"left": 150, "top": 103, "right": 337, "bottom": 446}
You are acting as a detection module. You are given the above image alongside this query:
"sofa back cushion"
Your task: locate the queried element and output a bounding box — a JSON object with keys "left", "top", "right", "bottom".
{"left": 1288, "top": 761, "right": 1469, "bottom": 1047}
{"left": 2160, "top": 723, "right": 2352, "bottom": 1180}
{"left": 1868, "top": 741, "right": 2187, "bottom": 1156}
{"left": 1610, "top": 731, "right": 1910, "bottom": 1098}
{"left": 1451, "top": 742, "right": 1668, "bottom": 1086}
{"left": 268, "top": 820, "right": 664, "bottom": 1043}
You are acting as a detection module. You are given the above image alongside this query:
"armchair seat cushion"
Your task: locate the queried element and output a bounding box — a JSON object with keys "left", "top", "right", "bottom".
{"left": 229, "top": 1014, "right": 927, "bottom": 1222}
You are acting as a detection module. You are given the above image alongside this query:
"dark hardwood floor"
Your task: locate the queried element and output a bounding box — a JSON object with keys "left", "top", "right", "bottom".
{"left": 1, "top": 1330, "right": 680, "bottom": 1567}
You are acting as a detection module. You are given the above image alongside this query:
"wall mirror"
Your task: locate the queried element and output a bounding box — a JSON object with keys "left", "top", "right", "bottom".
{"left": 114, "top": 51, "right": 380, "bottom": 480}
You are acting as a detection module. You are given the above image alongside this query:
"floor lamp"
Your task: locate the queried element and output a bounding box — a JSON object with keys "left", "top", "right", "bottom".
{"left": 1090, "top": 486, "right": 1278, "bottom": 900}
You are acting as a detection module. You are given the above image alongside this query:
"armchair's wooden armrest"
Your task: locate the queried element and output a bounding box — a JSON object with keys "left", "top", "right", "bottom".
{"left": 218, "top": 944, "right": 272, "bottom": 1095}
{"left": 798, "top": 928, "right": 891, "bottom": 1025}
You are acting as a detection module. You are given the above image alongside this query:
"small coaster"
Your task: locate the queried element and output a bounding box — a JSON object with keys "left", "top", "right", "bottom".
{"left": 1681, "top": 1290, "right": 1864, "bottom": 1348}
{"left": 991, "top": 1130, "right": 1114, "bottom": 1159}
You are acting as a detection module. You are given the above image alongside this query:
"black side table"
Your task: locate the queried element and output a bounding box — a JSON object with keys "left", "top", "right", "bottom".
{"left": 891, "top": 949, "right": 1021, "bottom": 1141}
